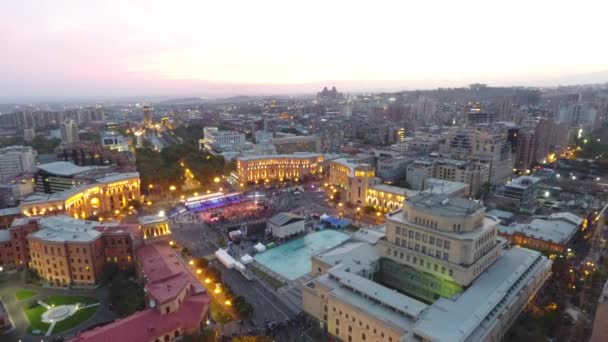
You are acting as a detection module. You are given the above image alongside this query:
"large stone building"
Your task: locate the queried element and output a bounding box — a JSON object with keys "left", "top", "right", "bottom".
{"left": 20, "top": 170, "right": 140, "bottom": 219}
{"left": 236, "top": 153, "right": 323, "bottom": 183}
{"left": 302, "top": 194, "right": 552, "bottom": 342}
{"left": 272, "top": 135, "right": 321, "bottom": 154}
{"left": 494, "top": 176, "right": 542, "bottom": 211}
{"left": 201, "top": 126, "right": 245, "bottom": 154}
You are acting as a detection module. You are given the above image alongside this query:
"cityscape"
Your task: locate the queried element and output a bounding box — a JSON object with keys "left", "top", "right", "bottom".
{"left": 1, "top": 1, "right": 608, "bottom": 342}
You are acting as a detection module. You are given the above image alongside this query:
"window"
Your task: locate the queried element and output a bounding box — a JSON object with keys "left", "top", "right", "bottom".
{"left": 434, "top": 264, "right": 438, "bottom": 271}
{"left": 415, "top": 244, "right": 420, "bottom": 252}
{"left": 395, "top": 237, "right": 400, "bottom": 245}
{"left": 443, "top": 252, "right": 449, "bottom": 261}
{"left": 362, "top": 333, "right": 366, "bottom": 341}
{"left": 444, "top": 241, "right": 451, "bottom": 250}
{"left": 441, "top": 267, "right": 446, "bottom": 274}
{"left": 399, "top": 252, "right": 403, "bottom": 259}
{"left": 449, "top": 269, "right": 454, "bottom": 277}
{"left": 336, "top": 318, "right": 339, "bottom": 326}
{"left": 415, "top": 232, "right": 420, "bottom": 240}
{"left": 436, "top": 238, "right": 443, "bottom": 247}
{"left": 396, "top": 227, "right": 401, "bottom": 235}
{"left": 422, "top": 234, "right": 427, "bottom": 243}
{"left": 409, "top": 231, "right": 414, "bottom": 238}
{"left": 429, "top": 236, "right": 435, "bottom": 244}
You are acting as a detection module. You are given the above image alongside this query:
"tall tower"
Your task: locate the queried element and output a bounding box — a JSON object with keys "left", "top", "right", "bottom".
{"left": 143, "top": 106, "right": 153, "bottom": 126}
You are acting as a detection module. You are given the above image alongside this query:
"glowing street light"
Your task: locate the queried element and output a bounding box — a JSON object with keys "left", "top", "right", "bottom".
{"left": 224, "top": 300, "right": 232, "bottom": 306}
{"left": 169, "top": 185, "right": 176, "bottom": 191}
{"left": 204, "top": 278, "right": 211, "bottom": 284}
{"left": 214, "top": 177, "right": 221, "bottom": 183}
{"left": 189, "top": 260, "right": 194, "bottom": 266}
{"left": 196, "top": 269, "right": 202, "bottom": 275}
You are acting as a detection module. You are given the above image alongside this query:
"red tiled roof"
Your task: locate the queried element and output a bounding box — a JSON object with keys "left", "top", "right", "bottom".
{"left": 69, "top": 292, "right": 210, "bottom": 342}
{"left": 146, "top": 272, "right": 190, "bottom": 304}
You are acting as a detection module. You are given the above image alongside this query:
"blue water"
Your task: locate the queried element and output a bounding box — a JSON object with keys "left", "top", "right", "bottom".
{"left": 254, "top": 230, "right": 350, "bottom": 280}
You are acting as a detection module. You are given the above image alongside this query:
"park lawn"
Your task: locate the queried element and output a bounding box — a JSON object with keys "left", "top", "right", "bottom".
{"left": 25, "top": 295, "right": 99, "bottom": 334}
{"left": 251, "top": 266, "right": 285, "bottom": 290}
{"left": 16, "top": 289, "right": 37, "bottom": 301}
{"left": 210, "top": 297, "right": 232, "bottom": 324}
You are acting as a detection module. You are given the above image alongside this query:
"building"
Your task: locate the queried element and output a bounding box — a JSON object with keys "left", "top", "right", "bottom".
{"left": 34, "top": 161, "right": 94, "bottom": 194}
{"left": 0, "top": 207, "right": 21, "bottom": 228}
{"left": 69, "top": 242, "right": 210, "bottom": 342}
{"left": 267, "top": 212, "right": 306, "bottom": 239}
{"left": 0, "top": 173, "right": 35, "bottom": 208}
{"left": 494, "top": 176, "right": 542, "bottom": 211}
{"left": 56, "top": 142, "right": 135, "bottom": 171}
{"left": 272, "top": 135, "right": 321, "bottom": 154}
{"left": 61, "top": 120, "right": 80, "bottom": 144}
{"left": 329, "top": 158, "right": 375, "bottom": 206}
{"left": 422, "top": 178, "right": 468, "bottom": 197}
{"left": 25, "top": 215, "right": 142, "bottom": 287}
{"left": 406, "top": 158, "right": 489, "bottom": 197}
{"left": 557, "top": 103, "right": 598, "bottom": 128}
{"left": 498, "top": 212, "right": 583, "bottom": 252}
{"left": 366, "top": 184, "right": 417, "bottom": 213}
{"left": 20, "top": 171, "right": 140, "bottom": 219}
{"left": 466, "top": 108, "right": 498, "bottom": 125}
{"left": 236, "top": 153, "right": 323, "bottom": 183}
{"left": 201, "top": 126, "right": 245, "bottom": 154}
{"left": 392, "top": 133, "right": 441, "bottom": 154}
{"left": 0, "top": 146, "right": 37, "bottom": 181}
{"left": 302, "top": 193, "right": 552, "bottom": 342}
{"left": 514, "top": 129, "right": 537, "bottom": 171}
{"left": 143, "top": 105, "right": 153, "bottom": 126}
{"left": 442, "top": 126, "right": 513, "bottom": 185}
{"left": 23, "top": 128, "right": 35, "bottom": 142}
{"left": 377, "top": 156, "right": 413, "bottom": 184}
{"left": 101, "top": 132, "right": 131, "bottom": 152}
{"left": 138, "top": 214, "right": 172, "bottom": 244}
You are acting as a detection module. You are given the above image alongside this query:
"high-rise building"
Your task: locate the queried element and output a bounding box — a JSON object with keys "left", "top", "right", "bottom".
{"left": 442, "top": 126, "right": 513, "bottom": 185}
{"left": 23, "top": 128, "right": 35, "bottom": 142}
{"left": 514, "top": 129, "right": 536, "bottom": 171}
{"left": 143, "top": 105, "right": 153, "bottom": 126}
{"left": 0, "top": 146, "right": 37, "bottom": 181}
{"left": 557, "top": 103, "right": 598, "bottom": 128}
{"left": 406, "top": 157, "right": 489, "bottom": 196}
{"left": 201, "top": 126, "right": 246, "bottom": 154}
{"left": 60, "top": 120, "right": 80, "bottom": 144}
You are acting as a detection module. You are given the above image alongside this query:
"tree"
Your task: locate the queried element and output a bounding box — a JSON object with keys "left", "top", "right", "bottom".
{"left": 109, "top": 275, "right": 145, "bottom": 317}
{"left": 205, "top": 266, "right": 221, "bottom": 283}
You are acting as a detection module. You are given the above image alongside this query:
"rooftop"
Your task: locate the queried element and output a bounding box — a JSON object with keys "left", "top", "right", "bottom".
{"left": 498, "top": 215, "right": 580, "bottom": 244}
{"left": 35, "top": 161, "right": 92, "bottom": 177}
{"left": 408, "top": 193, "right": 483, "bottom": 217}
{"left": 236, "top": 152, "right": 321, "bottom": 161}
{"left": 351, "top": 226, "right": 385, "bottom": 244}
{"left": 268, "top": 212, "right": 305, "bottom": 227}
{"left": 505, "top": 176, "right": 542, "bottom": 189}
{"left": 0, "top": 230, "right": 10, "bottom": 242}
{"left": 28, "top": 216, "right": 109, "bottom": 243}
{"left": 423, "top": 178, "right": 467, "bottom": 196}
{"left": 413, "top": 247, "right": 551, "bottom": 342}
{"left": 369, "top": 184, "right": 418, "bottom": 197}
{"left": 137, "top": 214, "right": 168, "bottom": 226}
{"left": 95, "top": 172, "right": 139, "bottom": 184}
{"left": 314, "top": 241, "right": 380, "bottom": 275}
{"left": 0, "top": 207, "right": 21, "bottom": 216}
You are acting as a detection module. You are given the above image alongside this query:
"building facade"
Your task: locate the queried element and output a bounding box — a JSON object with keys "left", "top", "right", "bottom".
{"left": 236, "top": 153, "right": 323, "bottom": 183}
{"left": 406, "top": 158, "right": 489, "bottom": 196}
{"left": 201, "top": 126, "right": 245, "bottom": 154}
{"left": 0, "top": 146, "right": 37, "bottom": 181}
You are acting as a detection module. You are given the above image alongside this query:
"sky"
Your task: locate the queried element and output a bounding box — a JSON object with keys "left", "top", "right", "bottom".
{"left": 1, "top": 0, "right": 608, "bottom": 98}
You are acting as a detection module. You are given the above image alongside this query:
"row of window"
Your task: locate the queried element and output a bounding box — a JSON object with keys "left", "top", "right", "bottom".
{"left": 395, "top": 226, "right": 451, "bottom": 250}
{"left": 330, "top": 306, "right": 393, "bottom": 342}
{"left": 388, "top": 248, "right": 454, "bottom": 277}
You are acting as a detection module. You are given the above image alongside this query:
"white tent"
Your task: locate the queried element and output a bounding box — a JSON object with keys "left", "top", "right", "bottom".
{"left": 240, "top": 254, "right": 254, "bottom": 265}
{"left": 235, "top": 261, "right": 246, "bottom": 271}
{"left": 320, "top": 213, "right": 330, "bottom": 220}
{"left": 254, "top": 242, "right": 266, "bottom": 252}
{"left": 214, "top": 248, "right": 236, "bottom": 269}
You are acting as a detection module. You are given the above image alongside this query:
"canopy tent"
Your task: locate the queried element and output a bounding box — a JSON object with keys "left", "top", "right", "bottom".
{"left": 320, "top": 213, "right": 330, "bottom": 220}
{"left": 215, "top": 248, "right": 236, "bottom": 269}
{"left": 321, "top": 215, "right": 351, "bottom": 229}
{"left": 254, "top": 242, "right": 266, "bottom": 252}
{"left": 240, "top": 254, "right": 254, "bottom": 264}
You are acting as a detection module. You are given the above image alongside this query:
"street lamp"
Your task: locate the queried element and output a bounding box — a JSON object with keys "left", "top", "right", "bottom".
{"left": 169, "top": 185, "right": 176, "bottom": 191}
{"left": 196, "top": 269, "right": 202, "bottom": 274}
{"left": 214, "top": 177, "right": 221, "bottom": 183}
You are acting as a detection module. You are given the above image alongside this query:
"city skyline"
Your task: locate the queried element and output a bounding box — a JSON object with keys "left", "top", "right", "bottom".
{"left": 2, "top": 0, "right": 608, "bottom": 98}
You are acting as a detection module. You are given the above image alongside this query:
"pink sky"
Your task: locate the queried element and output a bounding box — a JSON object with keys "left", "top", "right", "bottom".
{"left": 1, "top": 0, "right": 608, "bottom": 97}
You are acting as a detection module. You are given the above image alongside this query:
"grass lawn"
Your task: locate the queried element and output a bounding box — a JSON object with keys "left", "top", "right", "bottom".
{"left": 25, "top": 295, "right": 99, "bottom": 334}
{"left": 210, "top": 297, "right": 232, "bottom": 324}
{"left": 16, "top": 289, "right": 37, "bottom": 301}
{"left": 251, "top": 265, "right": 285, "bottom": 290}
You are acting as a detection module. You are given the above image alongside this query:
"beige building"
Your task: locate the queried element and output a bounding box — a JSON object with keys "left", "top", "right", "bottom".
{"left": 236, "top": 153, "right": 323, "bottom": 183}
{"left": 138, "top": 214, "right": 172, "bottom": 244}
{"left": 302, "top": 194, "right": 552, "bottom": 342}
{"left": 407, "top": 158, "right": 489, "bottom": 196}
{"left": 328, "top": 158, "right": 376, "bottom": 206}
{"left": 272, "top": 135, "right": 321, "bottom": 154}
{"left": 19, "top": 172, "right": 140, "bottom": 219}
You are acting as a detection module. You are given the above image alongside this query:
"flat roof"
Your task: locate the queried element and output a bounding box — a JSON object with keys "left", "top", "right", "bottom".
{"left": 0, "top": 207, "right": 21, "bottom": 216}
{"left": 352, "top": 226, "right": 385, "bottom": 244}
{"left": 369, "top": 184, "right": 418, "bottom": 197}
{"left": 28, "top": 216, "right": 116, "bottom": 243}
{"left": 237, "top": 152, "right": 321, "bottom": 161}
{"left": 423, "top": 178, "right": 467, "bottom": 195}
{"left": 331, "top": 268, "right": 428, "bottom": 317}
{"left": 498, "top": 217, "right": 579, "bottom": 244}
{"left": 137, "top": 214, "right": 168, "bottom": 225}
{"left": 314, "top": 241, "right": 380, "bottom": 275}
{"left": 505, "top": 176, "right": 542, "bottom": 189}
{"left": 408, "top": 193, "right": 483, "bottom": 217}
{"left": 413, "top": 247, "right": 550, "bottom": 342}
{"left": 95, "top": 172, "right": 139, "bottom": 184}
{"left": 36, "top": 161, "right": 92, "bottom": 177}
{"left": 0, "top": 230, "right": 10, "bottom": 242}
{"left": 268, "top": 212, "right": 305, "bottom": 226}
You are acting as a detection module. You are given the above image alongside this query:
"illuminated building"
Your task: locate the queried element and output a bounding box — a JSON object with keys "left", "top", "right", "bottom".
{"left": 366, "top": 184, "right": 416, "bottom": 213}
{"left": 20, "top": 171, "right": 140, "bottom": 219}
{"left": 138, "top": 214, "right": 172, "bottom": 244}
{"left": 328, "top": 158, "right": 375, "bottom": 206}
{"left": 272, "top": 135, "right": 321, "bottom": 154}
{"left": 143, "top": 105, "right": 153, "bottom": 126}
{"left": 302, "top": 194, "right": 551, "bottom": 342}
{"left": 236, "top": 153, "right": 323, "bottom": 183}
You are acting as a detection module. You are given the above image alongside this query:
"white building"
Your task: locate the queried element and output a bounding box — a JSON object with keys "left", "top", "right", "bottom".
{"left": 267, "top": 212, "right": 306, "bottom": 239}
{"left": 101, "top": 132, "right": 130, "bottom": 152}
{"left": 200, "top": 126, "right": 245, "bottom": 154}
{"left": 557, "top": 103, "right": 598, "bottom": 128}
{"left": 0, "top": 146, "right": 37, "bottom": 181}
{"left": 60, "top": 120, "right": 80, "bottom": 144}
